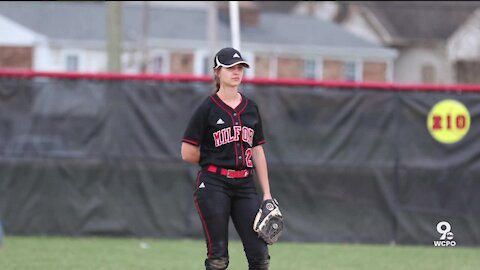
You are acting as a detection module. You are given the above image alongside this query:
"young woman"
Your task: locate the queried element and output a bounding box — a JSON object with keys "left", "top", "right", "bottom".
{"left": 181, "top": 47, "right": 272, "bottom": 270}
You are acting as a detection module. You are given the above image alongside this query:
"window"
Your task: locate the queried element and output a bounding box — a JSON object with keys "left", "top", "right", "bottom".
{"left": 363, "top": 61, "right": 387, "bottom": 82}
{"left": 152, "top": 56, "right": 163, "bottom": 73}
{"left": 422, "top": 64, "right": 435, "bottom": 83}
{"left": 455, "top": 61, "right": 480, "bottom": 84}
{"left": 202, "top": 56, "right": 210, "bottom": 76}
{"left": 344, "top": 61, "right": 356, "bottom": 81}
{"left": 149, "top": 51, "right": 169, "bottom": 74}
{"left": 323, "top": 59, "right": 343, "bottom": 81}
{"left": 171, "top": 52, "right": 193, "bottom": 74}
{"left": 304, "top": 59, "right": 316, "bottom": 80}
{"left": 65, "top": 55, "right": 79, "bottom": 71}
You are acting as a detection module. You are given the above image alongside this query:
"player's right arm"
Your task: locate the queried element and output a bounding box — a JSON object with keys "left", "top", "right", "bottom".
{"left": 181, "top": 97, "right": 209, "bottom": 165}
{"left": 181, "top": 142, "right": 200, "bottom": 164}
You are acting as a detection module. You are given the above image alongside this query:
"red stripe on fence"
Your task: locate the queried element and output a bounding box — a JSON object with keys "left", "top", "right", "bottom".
{"left": 1, "top": 69, "right": 479, "bottom": 92}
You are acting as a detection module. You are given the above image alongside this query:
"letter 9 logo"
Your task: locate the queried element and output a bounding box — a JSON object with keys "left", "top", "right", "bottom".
{"left": 437, "top": 221, "right": 454, "bottom": 240}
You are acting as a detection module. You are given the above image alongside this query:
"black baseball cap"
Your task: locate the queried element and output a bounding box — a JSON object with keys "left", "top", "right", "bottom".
{"left": 213, "top": 47, "right": 250, "bottom": 69}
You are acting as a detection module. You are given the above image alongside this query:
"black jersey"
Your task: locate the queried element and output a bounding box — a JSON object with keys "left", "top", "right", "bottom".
{"left": 182, "top": 93, "right": 265, "bottom": 170}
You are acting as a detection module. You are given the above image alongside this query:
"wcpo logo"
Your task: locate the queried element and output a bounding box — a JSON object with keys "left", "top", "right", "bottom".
{"left": 433, "top": 221, "right": 456, "bottom": 247}
{"left": 427, "top": 99, "right": 470, "bottom": 144}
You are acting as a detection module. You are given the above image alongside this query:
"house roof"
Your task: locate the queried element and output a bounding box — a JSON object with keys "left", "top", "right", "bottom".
{"left": 362, "top": 1, "right": 480, "bottom": 41}
{"left": 0, "top": 1, "right": 395, "bottom": 56}
{"left": 270, "top": 1, "right": 480, "bottom": 42}
{"left": 256, "top": 1, "right": 300, "bottom": 14}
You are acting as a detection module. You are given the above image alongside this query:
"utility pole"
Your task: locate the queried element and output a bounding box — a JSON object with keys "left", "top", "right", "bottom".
{"left": 107, "top": 1, "right": 122, "bottom": 72}
{"left": 141, "top": 1, "right": 150, "bottom": 73}
{"left": 207, "top": 1, "right": 218, "bottom": 65}
{"left": 229, "top": 1, "right": 241, "bottom": 51}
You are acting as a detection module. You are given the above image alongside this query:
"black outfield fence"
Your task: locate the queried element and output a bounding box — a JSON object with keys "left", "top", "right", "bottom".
{"left": 0, "top": 70, "right": 479, "bottom": 246}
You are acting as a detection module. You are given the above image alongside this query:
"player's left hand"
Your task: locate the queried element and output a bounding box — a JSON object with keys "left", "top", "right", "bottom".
{"left": 253, "top": 198, "right": 284, "bottom": 245}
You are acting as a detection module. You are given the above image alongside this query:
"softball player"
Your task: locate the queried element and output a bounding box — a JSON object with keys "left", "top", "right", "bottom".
{"left": 181, "top": 47, "right": 272, "bottom": 270}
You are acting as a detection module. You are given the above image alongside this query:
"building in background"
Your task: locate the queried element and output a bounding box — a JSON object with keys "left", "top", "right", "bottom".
{"left": 290, "top": 1, "right": 480, "bottom": 84}
{"left": 0, "top": 1, "right": 397, "bottom": 82}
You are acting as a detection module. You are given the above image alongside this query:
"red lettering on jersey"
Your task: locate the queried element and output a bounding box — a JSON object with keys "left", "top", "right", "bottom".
{"left": 233, "top": 126, "right": 241, "bottom": 141}
{"left": 213, "top": 130, "right": 222, "bottom": 147}
{"left": 242, "top": 127, "right": 254, "bottom": 147}
{"left": 213, "top": 126, "right": 255, "bottom": 148}
{"left": 221, "top": 128, "right": 229, "bottom": 145}
{"left": 225, "top": 127, "right": 234, "bottom": 144}
{"left": 249, "top": 128, "right": 254, "bottom": 146}
{"left": 245, "top": 148, "right": 253, "bottom": 167}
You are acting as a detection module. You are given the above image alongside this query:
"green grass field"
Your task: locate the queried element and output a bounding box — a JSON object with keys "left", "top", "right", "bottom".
{"left": 0, "top": 236, "right": 478, "bottom": 270}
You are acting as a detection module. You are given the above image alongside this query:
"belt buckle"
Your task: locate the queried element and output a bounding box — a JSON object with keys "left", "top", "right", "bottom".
{"left": 227, "top": 169, "right": 249, "bottom": 178}
{"left": 226, "top": 169, "right": 236, "bottom": 178}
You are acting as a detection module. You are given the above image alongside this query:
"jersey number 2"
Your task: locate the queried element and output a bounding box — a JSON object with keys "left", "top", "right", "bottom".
{"left": 245, "top": 148, "right": 253, "bottom": 167}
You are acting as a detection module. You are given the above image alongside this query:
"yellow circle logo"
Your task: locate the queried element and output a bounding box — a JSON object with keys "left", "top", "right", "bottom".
{"left": 427, "top": 99, "right": 470, "bottom": 144}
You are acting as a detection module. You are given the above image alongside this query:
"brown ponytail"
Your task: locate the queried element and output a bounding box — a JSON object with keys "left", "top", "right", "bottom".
{"left": 212, "top": 70, "right": 220, "bottom": 93}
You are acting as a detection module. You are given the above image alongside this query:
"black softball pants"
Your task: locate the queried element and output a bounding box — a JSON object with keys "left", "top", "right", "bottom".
{"left": 194, "top": 170, "right": 270, "bottom": 270}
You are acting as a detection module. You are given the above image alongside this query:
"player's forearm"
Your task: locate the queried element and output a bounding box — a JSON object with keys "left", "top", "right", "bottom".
{"left": 181, "top": 142, "right": 200, "bottom": 164}
{"left": 252, "top": 145, "right": 272, "bottom": 200}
